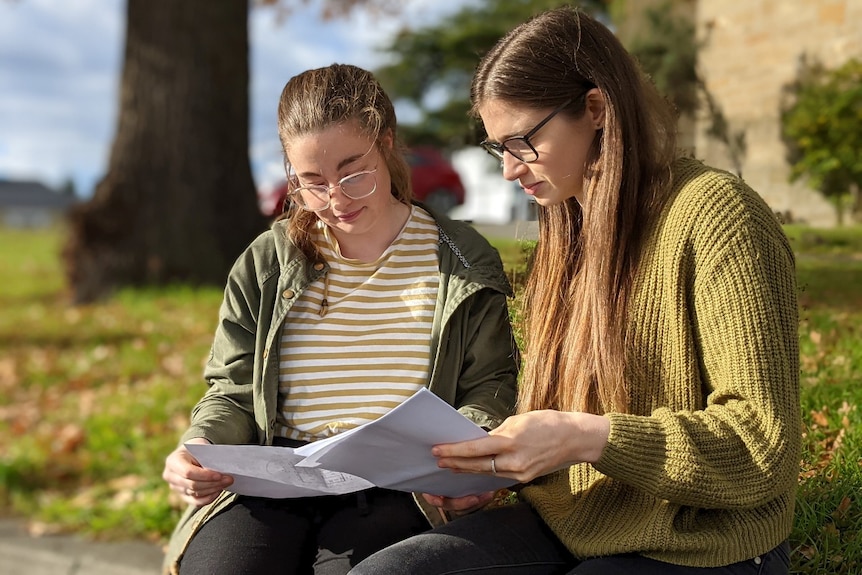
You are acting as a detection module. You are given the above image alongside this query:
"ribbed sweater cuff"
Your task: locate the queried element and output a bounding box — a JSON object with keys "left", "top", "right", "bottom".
{"left": 593, "top": 412, "right": 666, "bottom": 487}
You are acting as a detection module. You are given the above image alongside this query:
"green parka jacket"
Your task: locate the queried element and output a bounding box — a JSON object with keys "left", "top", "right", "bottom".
{"left": 163, "top": 206, "right": 520, "bottom": 574}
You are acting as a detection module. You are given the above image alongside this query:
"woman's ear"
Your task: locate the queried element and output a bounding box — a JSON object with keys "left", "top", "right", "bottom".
{"left": 379, "top": 129, "right": 394, "bottom": 150}
{"left": 585, "top": 88, "right": 606, "bottom": 130}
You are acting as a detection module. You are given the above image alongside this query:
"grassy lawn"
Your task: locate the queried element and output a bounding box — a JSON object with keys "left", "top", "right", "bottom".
{"left": 1, "top": 224, "right": 861, "bottom": 573}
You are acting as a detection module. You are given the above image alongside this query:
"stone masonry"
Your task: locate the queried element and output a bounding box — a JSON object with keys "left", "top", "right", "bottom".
{"left": 694, "top": 0, "right": 861, "bottom": 226}
{"left": 617, "top": 0, "right": 860, "bottom": 226}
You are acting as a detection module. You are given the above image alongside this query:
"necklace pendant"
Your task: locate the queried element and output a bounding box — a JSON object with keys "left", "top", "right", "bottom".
{"left": 319, "top": 299, "right": 328, "bottom": 317}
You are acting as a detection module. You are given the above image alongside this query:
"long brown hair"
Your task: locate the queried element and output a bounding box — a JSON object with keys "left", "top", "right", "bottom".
{"left": 276, "top": 63, "right": 412, "bottom": 261}
{"left": 471, "top": 7, "right": 678, "bottom": 414}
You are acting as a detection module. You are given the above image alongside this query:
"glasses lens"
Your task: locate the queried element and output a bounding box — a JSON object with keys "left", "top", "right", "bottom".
{"left": 502, "top": 138, "right": 538, "bottom": 163}
{"left": 339, "top": 171, "right": 377, "bottom": 200}
{"left": 290, "top": 186, "right": 329, "bottom": 211}
{"left": 480, "top": 141, "right": 504, "bottom": 161}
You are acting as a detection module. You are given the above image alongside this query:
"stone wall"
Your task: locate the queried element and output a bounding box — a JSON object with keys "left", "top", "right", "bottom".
{"left": 693, "top": 0, "right": 862, "bottom": 226}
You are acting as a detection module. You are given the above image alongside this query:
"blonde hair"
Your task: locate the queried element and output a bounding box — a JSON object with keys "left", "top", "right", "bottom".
{"left": 471, "top": 7, "right": 678, "bottom": 414}
{"left": 276, "top": 63, "right": 412, "bottom": 261}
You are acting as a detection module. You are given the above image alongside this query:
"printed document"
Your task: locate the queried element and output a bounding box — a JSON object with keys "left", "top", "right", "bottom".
{"left": 187, "top": 388, "right": 516, "bottom": 498}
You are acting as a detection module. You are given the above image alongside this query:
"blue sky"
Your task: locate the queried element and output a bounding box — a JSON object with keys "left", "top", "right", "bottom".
{"left": 0, "top": 0, "right": 471, "bottom": 197}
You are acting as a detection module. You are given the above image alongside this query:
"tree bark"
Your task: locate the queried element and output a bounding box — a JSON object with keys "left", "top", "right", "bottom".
{"left": 64, "top": 0, "right": 266, "bottom": 303}
{"left": 851, "top": 183, "right": 862, "bottom": 224}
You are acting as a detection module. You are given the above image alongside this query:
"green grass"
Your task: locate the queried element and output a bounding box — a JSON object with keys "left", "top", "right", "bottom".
{"left": 1, "top": 225, "right": 862, "bottom": 573}
{"left": 789, "top": 227, "right": 862, "bottom": 574}
{"left": 0, "top": 226, "right": 222, "bottom": 541}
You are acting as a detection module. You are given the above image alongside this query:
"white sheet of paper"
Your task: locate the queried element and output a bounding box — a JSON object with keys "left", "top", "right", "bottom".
{"left": 294, "top": 387, "right": 516, "bottom": 498}
{"left": 187, "top": 443, "right": 375, "bottom": 498}
{"left": 186, "top": 388, "right": 516, "bottom": 499}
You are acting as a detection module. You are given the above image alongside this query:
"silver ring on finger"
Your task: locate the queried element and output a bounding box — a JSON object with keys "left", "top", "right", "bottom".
{"left": 490, "top": 457, "right": 497, "bottom": 475}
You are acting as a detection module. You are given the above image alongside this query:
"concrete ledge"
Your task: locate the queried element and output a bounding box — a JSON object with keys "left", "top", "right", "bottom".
{"left": 0, "top": 519, "right": 163, "bottom": 575}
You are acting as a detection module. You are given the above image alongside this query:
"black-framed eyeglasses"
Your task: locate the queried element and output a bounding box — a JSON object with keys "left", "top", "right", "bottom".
{"left": 480, "top": 98, "right": 573, "bottom": 164}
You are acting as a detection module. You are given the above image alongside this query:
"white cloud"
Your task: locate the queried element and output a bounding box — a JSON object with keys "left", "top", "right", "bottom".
{"left": 0, "top": 0, "right": 122, "bottom": 192}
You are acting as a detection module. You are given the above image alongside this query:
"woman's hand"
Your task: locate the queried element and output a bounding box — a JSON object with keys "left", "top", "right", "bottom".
{"left": 421, "top": 491, "right": 496, "bottom": 517}
{"left": 162, "top": 437, "right": 234, "bottom": 506}
{"left": 433, "top": 410, "right": 610, "bottom": 483}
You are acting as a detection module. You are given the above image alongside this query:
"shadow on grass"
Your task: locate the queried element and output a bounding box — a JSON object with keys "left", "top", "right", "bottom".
{"left": 796, "top": 256, "right": 862, "bottom": 313}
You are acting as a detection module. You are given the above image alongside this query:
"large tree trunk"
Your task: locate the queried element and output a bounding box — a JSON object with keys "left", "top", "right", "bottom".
{"left": 851, "top": 183, "right": 862, "bottom": 224}
{"left": 64, "top": 0, "right": 266, "bottom": 303}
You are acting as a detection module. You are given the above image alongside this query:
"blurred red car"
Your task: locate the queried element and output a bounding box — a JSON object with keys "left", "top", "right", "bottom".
{"left": 404, "top": 147, "right": 466, "bottom": 214}
{"left": 260, "top": 146, "right": 465, "bottom": 217}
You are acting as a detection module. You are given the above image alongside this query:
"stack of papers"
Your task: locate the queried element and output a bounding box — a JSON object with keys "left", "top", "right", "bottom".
{"left": 187, "top": 388, "right": 516, "bottom": 498}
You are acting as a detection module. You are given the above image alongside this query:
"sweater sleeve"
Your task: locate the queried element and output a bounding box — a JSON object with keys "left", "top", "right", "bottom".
{"left": 593, "top": 170, "right": 801, "bottom": 509}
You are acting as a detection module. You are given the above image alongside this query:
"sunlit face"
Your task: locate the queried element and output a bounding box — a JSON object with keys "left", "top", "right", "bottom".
{"left": 286, "top": 122, "right": 397, "bottom": 239}
{"left": 478, "top": 90, "right": 604, "bottom": 206}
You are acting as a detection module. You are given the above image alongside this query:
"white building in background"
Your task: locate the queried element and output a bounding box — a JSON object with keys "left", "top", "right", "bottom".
{"left": 449, "top": 148, "right": 537, "bottom": 224}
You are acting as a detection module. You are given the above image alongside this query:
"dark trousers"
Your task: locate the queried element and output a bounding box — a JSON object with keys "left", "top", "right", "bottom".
{"left": 349, "top": 502, "right": 792, "bottom": 575}
{"left": 179, "top": 487, "right": 430, "bottom": 575}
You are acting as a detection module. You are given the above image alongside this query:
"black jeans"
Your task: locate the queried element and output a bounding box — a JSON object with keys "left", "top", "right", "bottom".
{"left": 179, "top": 487, "right": 430, "bottom": 575}
{"left": 349, "top": 502, "right": 792, "bottom": 575}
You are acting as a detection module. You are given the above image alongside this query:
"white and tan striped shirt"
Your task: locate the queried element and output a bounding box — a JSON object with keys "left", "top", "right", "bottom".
{"left": 276, "top": 206, "right": 440, "bottom": 441}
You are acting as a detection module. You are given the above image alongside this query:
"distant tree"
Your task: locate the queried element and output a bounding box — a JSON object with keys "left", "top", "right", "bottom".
{"left": 63, "top": 0, "right": 401, "bottom": 304}
{"left": 698, "top": 83, "right": 747, "bottom": 178}
{"left": 621, "top": 1, "right": 746, "bottom": 176}
{"left": 59, "top": 177, "right": 77, "bottom": 198}
{"left": 621, "top": 1, "right": 699, "bottom": 116}
{"left": 781, "top": 57, "right": 862, "bottom": 224}
{"left": 63, "top": 0, "right": 262, "bottom": 303}
{"left": 378, "top": 0, "right": 746, "bottom": 178}
{"left": 376, "top": 0, "right": 610, "bottom": 149}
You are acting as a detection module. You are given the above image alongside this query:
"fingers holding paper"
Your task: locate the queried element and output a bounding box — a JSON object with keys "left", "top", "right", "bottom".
{"left": 421, "top": 491, "right": 496, "bottom": 517}
{"left": 432, "top": 410, "right": 610, "bottom": 484}
{"left": 163, "top": 437, "right": 234, "bottom": 506}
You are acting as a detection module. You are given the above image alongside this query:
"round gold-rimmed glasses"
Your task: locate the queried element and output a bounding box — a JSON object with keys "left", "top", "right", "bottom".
{"left": 287, "top": 168, "right": 378, "bottom": 212}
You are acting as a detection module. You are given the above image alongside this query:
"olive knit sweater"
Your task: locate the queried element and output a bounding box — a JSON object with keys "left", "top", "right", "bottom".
{"left": 520, "top": 157, "right": 801, "bottom": 567}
